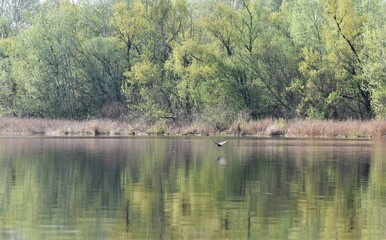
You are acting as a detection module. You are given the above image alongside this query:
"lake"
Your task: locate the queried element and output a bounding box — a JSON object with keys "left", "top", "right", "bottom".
{"left": 0, "top": 136, "right": 385, "bottom": 239}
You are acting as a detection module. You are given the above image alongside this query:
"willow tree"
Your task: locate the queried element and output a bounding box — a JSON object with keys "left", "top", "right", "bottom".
{"left": 0, "top": 37, "right": 13, "bottom": 115}
{"left": 12, "top": 1, "right": 126, "bottom": 118}
{"left": 0, "top": 11, "right": 19, "bottom": 115}
{"left": 11, "top": 3, "right": 87, "bottom": 117}
{"left": 0, "top": 0, "right": 40, "bottom": 31}
{"left": 199, "top": 1, "right": 299, "bottom": 118}
{"left": 119, "top": 0, "right": 191, "bottom": 121}
{"left": 362, "top": 0, "right": 386, "bottom": 118}
{"left": 290, "top": 0, "right": 376, "bottom": 119}
{"left": 325, "top": 0, "right": 373, "bottom": 118}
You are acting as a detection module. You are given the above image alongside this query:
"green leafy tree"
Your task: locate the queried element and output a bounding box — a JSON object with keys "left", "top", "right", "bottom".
{"left": 0, "top": 0, "right": 41, "bottom": 31}
{"left": 0, "top": 0, "right": 384, "bottom": 121}
{"left": 12, "top": 3, "right": 90, "bottom": 117}
{"left": 12, "top": 1, "right": 126, "bottom": 118}
{"left": 288, "top": 0, "right": 380, "bottom": 119}
{"left": 0, "top": 38, "right": 14, "bottom": 115}
{"left": 362, "top": 0, "right": 386, "bottom": 118}
{"left": 199, "top": 1, "right": 299, "bottom": 118}
{"left": 0, "top": 15, "right": 17, "bottom": 115}
{"left": 121, "top": 0, "right": 191, "bottom": 120}
{"left": 324, "top": 0, "right": 372, "bottom": 118}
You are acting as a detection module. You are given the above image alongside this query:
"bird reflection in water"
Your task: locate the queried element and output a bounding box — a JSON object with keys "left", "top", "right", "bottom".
{"left": 216, "top": 157, "right": 227, "bottom": 165}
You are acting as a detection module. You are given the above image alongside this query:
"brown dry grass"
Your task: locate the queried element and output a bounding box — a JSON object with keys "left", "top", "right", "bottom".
{"left": 285, "top": 119, "right": 386, "bottom": 138}
{"left": 227, "top": 118, "right": 386, "bottom": 138}
{"left": 177, "top": 121, "right": 218, "bottom": 136}
{"left": 2, "top": 117, "right": 386, "bottom": 138}
{"left": 0, "top": 117, "right": 135, "bottom": 136}
{"left": 229, "top": 118, "right": 276, "bottom": 135}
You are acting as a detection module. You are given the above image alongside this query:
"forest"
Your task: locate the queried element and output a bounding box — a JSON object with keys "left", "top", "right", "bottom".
{"left": 0, "top": 0, "right": 385, "bottom": 125}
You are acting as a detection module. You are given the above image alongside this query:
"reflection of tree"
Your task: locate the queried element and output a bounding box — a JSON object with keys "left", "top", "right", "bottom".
{"left": 118, "top": 138, "right": 374, "bottom": 239}
{"left": 281, "top": 141, "right": 371, "bottom": 239}
{"left": 0, "top": 138, "right": 382, "bottom": 239}
{"left": 0, "top": 138, "right": 126, "bottom": 239}
{"left": 361, "top": 142, "right": 386, "bottom": 239}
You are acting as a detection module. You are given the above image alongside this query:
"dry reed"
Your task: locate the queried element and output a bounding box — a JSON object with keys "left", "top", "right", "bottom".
{"left": 2, "top": 117, "right": 386, "bottom": 138}
{"left": 229, "top": 118, "right": 276, "bottom": 135}
{"left": 0, "top": 117, "right": 134, "bottom": 136}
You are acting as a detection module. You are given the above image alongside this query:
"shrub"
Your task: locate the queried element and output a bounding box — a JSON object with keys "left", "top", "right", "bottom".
{"left": 266, "top": 125, "right": 285, "bottom": 136}
{"left": 228, "top": 112, "right": 251, "bottom": 135}
{"left": 101, "top": 102, "right": 127, "bottom": 120}
{"left": 147, "top": 121, "right": 168, "bottom": 135}
{"left": 197, "top": 105, "right": 238, "bottom": 132}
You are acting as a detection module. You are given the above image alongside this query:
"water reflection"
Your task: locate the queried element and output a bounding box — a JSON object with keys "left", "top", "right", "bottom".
{"left": 0, "top": 137, "right": 384, "bottom": 239}
{"left": 216, "top": 157, "right": 227, "bottom": 165}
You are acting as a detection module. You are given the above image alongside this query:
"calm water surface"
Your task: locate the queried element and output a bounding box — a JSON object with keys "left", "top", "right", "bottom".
{"left": 0, "top": 136, "right": 385, "bottom": 239}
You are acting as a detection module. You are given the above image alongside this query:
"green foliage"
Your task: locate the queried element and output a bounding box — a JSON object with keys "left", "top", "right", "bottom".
{"left": 0, "top": 0, "right": 384, "bottom": 121}
{"left": 0, "top": 55, "right": 13, "bottom": 115}
{"left": 9, "top": 1, "right": 127, "bottom": 118}
{"left": 286, "top": 0, "right": 385, "bottom": 119}
{"left": 147, "top": 120, "right": 168, "bottom": 135}
{"left": 197, "top": 104, "right": 238, "bottom": 131}
{"left": 12, "top": 3, "right": 88, "bottom": 117}
{"left": 362, "top": 1, "right": 386, "bottom": 118}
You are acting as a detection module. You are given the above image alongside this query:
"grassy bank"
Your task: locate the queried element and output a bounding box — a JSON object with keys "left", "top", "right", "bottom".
{"left": 1, "top": 117, "right": 386, "bottom": 138}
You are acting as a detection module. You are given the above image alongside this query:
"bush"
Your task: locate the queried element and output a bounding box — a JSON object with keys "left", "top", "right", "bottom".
{"left": 196, "top": 104, "right": 238, "bottom": 132}
{"left": 101, "top": 102, "right": 127, "bottom": 120}
{"left": 266, "top": 125, "right": 285, "bottom": 136}
{"left": 229, "top": 112, "right": 252, "bottom": 135}
{"left": 147, "top": 120, "right": 168, "bottom": 135}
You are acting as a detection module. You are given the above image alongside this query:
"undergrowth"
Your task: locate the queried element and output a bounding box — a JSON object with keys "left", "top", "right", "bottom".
{"left": 1, "top": 117, "right": 386, "bottom": 138}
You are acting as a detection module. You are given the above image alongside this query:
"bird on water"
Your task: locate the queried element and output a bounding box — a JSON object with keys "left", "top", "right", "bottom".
{"left": 214, "top": 140, "right": 227, "bottom": 147}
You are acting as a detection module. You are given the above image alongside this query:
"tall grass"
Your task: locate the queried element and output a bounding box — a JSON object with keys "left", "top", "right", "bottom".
{"left": 227, "top": 118, "right": 386, "bottom": 138}
{"left": 2, "top": 117, "right": 386, "bottom": 138}
{"left": 0, "top": 117, "right": 134, "bottom": 136}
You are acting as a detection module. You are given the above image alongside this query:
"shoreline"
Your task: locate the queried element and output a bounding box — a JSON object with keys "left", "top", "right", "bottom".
{"left": 1, "top": 117, "right": 386, "bottom": 139}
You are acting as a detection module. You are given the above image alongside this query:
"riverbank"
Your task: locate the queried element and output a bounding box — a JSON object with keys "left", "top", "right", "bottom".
{"left": 1, "top": 117, "right": 386, "bottom": 138}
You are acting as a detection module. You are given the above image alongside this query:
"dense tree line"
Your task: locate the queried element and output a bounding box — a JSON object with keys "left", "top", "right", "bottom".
{"left": 0, "top": 0, "right": 385, "bottom": 123}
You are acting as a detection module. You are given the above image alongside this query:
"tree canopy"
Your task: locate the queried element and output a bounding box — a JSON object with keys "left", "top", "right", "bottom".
{"left": 0, "top": 0, "right": 384, "bottom": 122}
